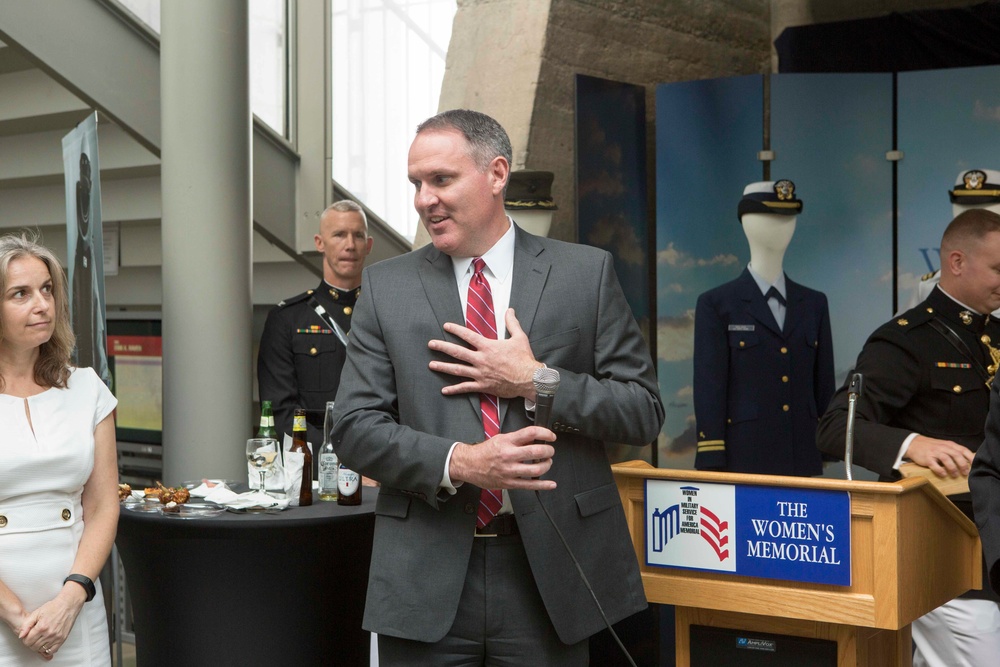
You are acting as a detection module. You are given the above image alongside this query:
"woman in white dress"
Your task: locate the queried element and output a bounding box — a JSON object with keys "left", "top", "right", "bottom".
{"left": 0, "top": 234, "right": 118, "bottom": 665}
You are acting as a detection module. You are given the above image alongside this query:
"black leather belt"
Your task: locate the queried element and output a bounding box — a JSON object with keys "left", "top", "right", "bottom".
{"left": 475, "top": 513, "right": 519, "bottom": 537}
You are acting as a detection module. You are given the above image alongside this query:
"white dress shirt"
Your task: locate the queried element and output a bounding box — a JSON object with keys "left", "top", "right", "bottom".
{"left": 440, "top": 221, "right": 518, "bottom": 512}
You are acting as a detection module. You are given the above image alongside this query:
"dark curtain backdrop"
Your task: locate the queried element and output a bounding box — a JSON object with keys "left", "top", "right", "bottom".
{"left": 775, "top": 1, "right": 1000, "bottom": 73}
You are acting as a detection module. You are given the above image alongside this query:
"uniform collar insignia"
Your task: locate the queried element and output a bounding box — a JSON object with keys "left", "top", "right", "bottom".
{"left": 959, "top": 310, "right": 974, "bottom": 326}
{"left": 324, "top": 284, "right": 361, "bottom": 303}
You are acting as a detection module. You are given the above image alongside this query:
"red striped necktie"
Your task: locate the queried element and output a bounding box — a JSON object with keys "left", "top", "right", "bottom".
{"left": 466, "top": 258, "right": 502, "bottom": 528}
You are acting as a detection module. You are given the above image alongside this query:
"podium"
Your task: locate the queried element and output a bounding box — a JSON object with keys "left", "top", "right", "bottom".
{"left": 612, "top": 461, "right": 982, "bottom": 667}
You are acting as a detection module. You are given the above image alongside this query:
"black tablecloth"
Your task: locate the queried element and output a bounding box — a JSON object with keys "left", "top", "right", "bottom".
{"left": 116, "top": 494, "right": 375, "bottom": 666}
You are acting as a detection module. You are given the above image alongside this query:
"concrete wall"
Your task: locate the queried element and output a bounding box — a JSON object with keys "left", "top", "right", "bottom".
{"left": 437, "top": 0, "right": 771, "bottom": 243}
{"left": 433, "top": 0, "right": 982, "bottom": 244}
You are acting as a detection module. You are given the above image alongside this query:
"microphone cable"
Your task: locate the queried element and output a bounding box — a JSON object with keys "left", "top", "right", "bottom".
{"left": 530, "top": 367, "right": 636, "bottom": 667}
{"left": 533, "top": 489, "right": 638, "bottom": 667}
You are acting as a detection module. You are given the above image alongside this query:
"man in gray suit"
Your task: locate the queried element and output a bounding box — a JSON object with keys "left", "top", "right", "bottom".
{"left": 332, "top": 109, "right": 663, "bottom": 665}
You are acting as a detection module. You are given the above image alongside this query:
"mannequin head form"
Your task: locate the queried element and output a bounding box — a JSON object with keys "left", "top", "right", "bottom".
{"left": 505, "top": 170, "right": 556, "bottom": 238}
{"left": 738, "top": 180, "right": 803, "bottom": 284}
{"left": 741, "top": 213, "right": 796, "bottom": 284}
{"left": 950, "top": 168, "right": 1000, "bottom": 218}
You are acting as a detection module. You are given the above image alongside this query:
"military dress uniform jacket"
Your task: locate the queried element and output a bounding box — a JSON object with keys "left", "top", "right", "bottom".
{"left": 257, "top": 280, "right": 357, "bottom": 449}
{"left": 693, "top": 269, "right": 835, "bottom": 475}
{"left": 819, "top": 286, "right": 1000, "bottom": 601}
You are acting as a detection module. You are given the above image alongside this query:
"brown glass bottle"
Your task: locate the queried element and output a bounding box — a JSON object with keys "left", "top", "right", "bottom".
{"left": 291, "top": 408, "right": 313, "bottom": 506}
{"left": 337, "top": 462, "right": 362, "bottom": 506}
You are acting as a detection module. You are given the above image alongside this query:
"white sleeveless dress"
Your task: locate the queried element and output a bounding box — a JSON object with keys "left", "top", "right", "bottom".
{"left": 0, "top": 367, "right": 117, "bottom": 666}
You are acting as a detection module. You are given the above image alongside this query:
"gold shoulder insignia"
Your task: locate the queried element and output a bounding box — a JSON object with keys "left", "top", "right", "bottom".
{"left": 920, "top": 271, "right": 936, "bottom": 281}
{"left": 897, "top": 318, "right": 909, "bottom": 326}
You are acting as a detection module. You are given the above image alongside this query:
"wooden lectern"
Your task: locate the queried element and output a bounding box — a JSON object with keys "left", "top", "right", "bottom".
{"left": 612, "top": 461, "right": 982, "bottom": 667}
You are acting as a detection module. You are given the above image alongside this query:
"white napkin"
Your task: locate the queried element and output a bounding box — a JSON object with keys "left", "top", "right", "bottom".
{"left": 282, "top": 433, "right": 313, "bottom": 506}
{"left": 212, "top": 490, "right": 290, "bottom": 510}
{"left": 204, "top": 486, "right": 241, "bottom": 505}
{"left": 188, "top": 480, "right": 231, "bottom": 498}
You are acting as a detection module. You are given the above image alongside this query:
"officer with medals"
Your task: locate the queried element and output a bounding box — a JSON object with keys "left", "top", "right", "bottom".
{"left": 819, "top": 208, "right": 1000, "bottom": 667}
{"left": 257, "top": 200, "right": 373, "bottom": 470}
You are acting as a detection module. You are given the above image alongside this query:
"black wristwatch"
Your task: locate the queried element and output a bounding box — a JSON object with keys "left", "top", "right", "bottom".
{"left": 64, "top": 574, "right": 96, "bottom": 602}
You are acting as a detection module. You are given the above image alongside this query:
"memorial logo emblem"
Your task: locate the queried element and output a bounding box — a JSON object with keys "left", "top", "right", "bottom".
{"left": 646, "top": 481, "right": 737, "bottom": 572}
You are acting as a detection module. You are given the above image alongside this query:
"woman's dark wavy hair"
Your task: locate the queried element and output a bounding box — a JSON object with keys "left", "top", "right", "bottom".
{"left": 0, "top": 233, "right": 75, "bottom": 391}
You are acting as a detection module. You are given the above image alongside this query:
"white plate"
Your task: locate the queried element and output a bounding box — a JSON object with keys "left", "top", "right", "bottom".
{"left": 121, "top": 499, "right": 160, "bottom": 513}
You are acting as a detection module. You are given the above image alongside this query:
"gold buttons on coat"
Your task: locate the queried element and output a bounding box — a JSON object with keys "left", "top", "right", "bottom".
{"left": 344, "top": 306, "right": 353, "bottom": 315}
{"left": 782, "top": 376, "right": 789, "bottom": 383}
{"left": 62, "top": 509, "right": 71, "bottom": 521}
{"left": 780, "top": 347, "right": 788, "bottom": 354}
{"left": 310, "top": 347, "right": 318, "bottom": 356}
{"left": 953, "top": 385, "right": 963, "bottom": 394}
{"left": 782, "top": 405, "right": 790, "bottom": 412}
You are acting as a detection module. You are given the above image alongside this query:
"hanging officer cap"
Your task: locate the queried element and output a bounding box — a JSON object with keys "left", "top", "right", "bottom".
{"left": 504, "top": 170, "right": 558, "bottom": 211}
{"left": 737, "top": 180, "right": 803, "bottom": 222}
{"left": 949, "top": 168, "right": 1000, "bottom": 204}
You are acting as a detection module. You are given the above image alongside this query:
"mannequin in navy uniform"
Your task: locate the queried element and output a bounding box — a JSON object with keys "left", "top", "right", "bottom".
{"left": 820, "top": 208, "right": 1000, "bottom": 667}
{"left": 693, "top": 180, "right": 835, "bottom": 475}
{"left": 257, "top": 200, "right": 373, "bottom": 466}
{"left": 909, "top": 168, "right": 1000, "bottom": 309}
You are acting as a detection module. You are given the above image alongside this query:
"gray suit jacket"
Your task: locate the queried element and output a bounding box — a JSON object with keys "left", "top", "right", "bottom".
{"left": 331, "top": 225, "right": 664, "bottom": 644}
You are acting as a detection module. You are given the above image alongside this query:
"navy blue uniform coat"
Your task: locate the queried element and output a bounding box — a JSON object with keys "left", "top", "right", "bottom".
{"left": 694, "top": 269, "right": 835, "bottom": 475}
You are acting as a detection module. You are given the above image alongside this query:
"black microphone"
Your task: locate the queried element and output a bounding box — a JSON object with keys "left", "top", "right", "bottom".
{"left": 531, "top": 367, "right": 560, "bottom": 476}
{"left": 533, "top": 367, "right": 560, "bottom": 430}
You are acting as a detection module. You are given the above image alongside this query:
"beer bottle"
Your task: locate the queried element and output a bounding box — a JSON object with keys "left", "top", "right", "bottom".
{"left": 337, "top": 461, "right": 362, "bottom": 506}
{"left": 318, "top": 401, "right": 339, "bottom": 502}
{"left": 291, "top": 408, "right": 313, "bottom": 506}
{"left": 256, "top": 400, "right": 277, "bottom": 439}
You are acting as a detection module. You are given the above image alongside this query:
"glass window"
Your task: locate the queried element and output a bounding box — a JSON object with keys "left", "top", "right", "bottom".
{"left": 332, "top": 1, "right": 456, "bottom": 241}
{"left": 113, "top": 0, "right": 289, "bottom": 137}
{"left": 249, "top": 0, "right": 288, "bottom": 136}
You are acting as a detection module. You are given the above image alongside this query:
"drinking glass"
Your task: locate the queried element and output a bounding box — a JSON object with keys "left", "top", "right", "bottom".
{"left": 246, "top": 437, "right": 279, "bottom": 498}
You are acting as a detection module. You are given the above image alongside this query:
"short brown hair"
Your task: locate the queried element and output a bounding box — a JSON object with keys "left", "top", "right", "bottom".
{"left": 0, "top": 233, "right": 74, "bottom": 391}
{"left": 941, "top": 208, "right": 1000, "bottom": 254}
{"left": 416, "top": 109, "right": 513, "bottom": 172}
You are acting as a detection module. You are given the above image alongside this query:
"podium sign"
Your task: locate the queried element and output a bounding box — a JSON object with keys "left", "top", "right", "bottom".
{"left": 645, "top": 479, "right": 851, "bottom": 586}
{"left": 614, "top": 462, "right": 981, "bottom": 666}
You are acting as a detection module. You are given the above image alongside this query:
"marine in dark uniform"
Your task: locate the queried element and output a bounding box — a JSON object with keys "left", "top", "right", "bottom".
{"left": 257, "top": 201, "right": 373, "bottom": 468}
{"left": 818, "top": 285, "right": 998, "bottom": 482}
{"left": 819, "top": 209, "right": 1000, "bottom": 666}
{"left": 258, "top": 281, "right": 360, "bottom": 450}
